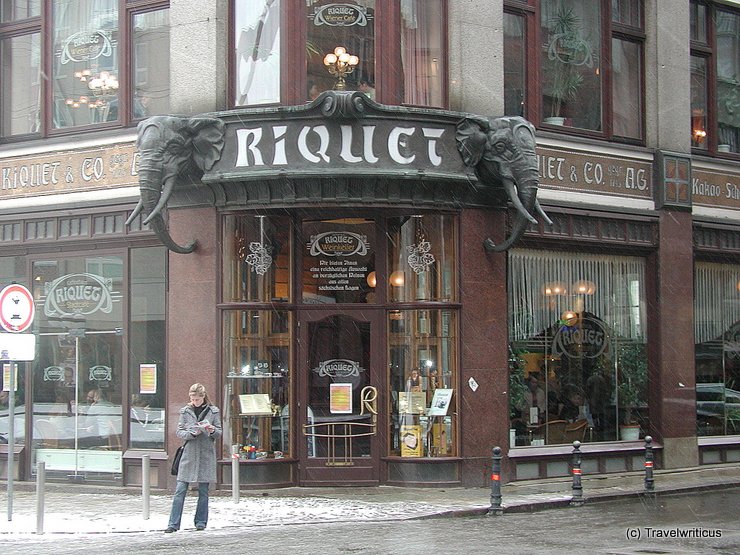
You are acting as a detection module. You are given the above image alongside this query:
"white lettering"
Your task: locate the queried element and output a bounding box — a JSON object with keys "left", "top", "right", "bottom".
{"left": 339, "top": 125, "right": 362, "bottom": 163}
{"left": 273, "top": 125, "right": 288, "bottom": 165}
{"left": 388, "top": 127, "right": 415, "bottom": 165}
{"left": 363, "top": 126, "right": 379, "bottom": 163}
{"left": 298, "top": 125, "right": 330, "bottom": 163}
{"left": 423, "top": 127, "right": 444, "bottom": 167}
{"left": 235, "top": 128, "right": 264, "bottom": 167}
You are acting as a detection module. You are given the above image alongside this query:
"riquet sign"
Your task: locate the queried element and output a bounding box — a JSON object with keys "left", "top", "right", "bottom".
{"left": 203, "top": 96, "right": 473, "bottom": 184}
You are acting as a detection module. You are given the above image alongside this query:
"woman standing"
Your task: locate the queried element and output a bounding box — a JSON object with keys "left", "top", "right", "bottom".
{"left": 165, "top": 383, "right": 222, "bottom": 533}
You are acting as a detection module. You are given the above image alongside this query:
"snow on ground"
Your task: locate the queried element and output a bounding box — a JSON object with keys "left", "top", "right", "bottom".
{"left": 0, "top": 493, "right": 474, "bottom": 536}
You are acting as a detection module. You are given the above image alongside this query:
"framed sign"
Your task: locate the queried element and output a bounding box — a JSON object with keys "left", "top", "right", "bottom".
{"left": 139, "top": 364, "right": 157, "bottom": 394}
{"left": 330, "top": 383, "right": 353, "bottom": 414}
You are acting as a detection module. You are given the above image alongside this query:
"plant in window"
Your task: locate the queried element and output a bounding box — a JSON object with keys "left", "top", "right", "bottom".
{"left": 616, "top": 343, "right": 647, "bottom": 428}
{"left": 508, "top": 348, "right": 529, "bottom": 419}
{"left": 543, "top": 6, "right": 593, "bottom": 124}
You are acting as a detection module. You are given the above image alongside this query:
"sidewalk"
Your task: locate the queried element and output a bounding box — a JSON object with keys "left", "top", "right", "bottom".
{"left": 0, "top": 464, "right": 738, "bottom": 535}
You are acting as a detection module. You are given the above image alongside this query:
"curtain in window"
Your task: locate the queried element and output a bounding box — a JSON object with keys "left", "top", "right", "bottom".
{"left": 694, "top": 262, "right": 740, "bottom": 344}
{"left": 235, "top": 0, "right": 281, "bottom": 106}
{"left": 509, "top": 249, "right": 647, "bottom": 342}
{"left": 401, "top": 0, "right": 443, "bottom": 107}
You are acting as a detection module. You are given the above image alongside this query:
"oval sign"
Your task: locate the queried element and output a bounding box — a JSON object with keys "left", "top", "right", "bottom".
{"left": 43, "top": 273, "right": 113, "bottom": 318}
{"left": 309, "top": 231, "right": 369, "bottom": 257}
{"left": 60, "top": 30, "right": 113, "bottom": 64}
{"left": 313, "top": 4, "right": 369, "bottom": 27}
{"left": 0, "top": 284, "right": 35, "bottom": 333}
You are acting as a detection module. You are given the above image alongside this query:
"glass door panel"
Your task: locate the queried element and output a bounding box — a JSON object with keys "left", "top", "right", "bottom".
{"left": 32, "top": 332, "right": 123, "bottom": 477}
{"left": 31, "top": 254, "right": 125, "bottom": 480}
{"left": 300, "top": 311, "right": 380, "bottom": 485}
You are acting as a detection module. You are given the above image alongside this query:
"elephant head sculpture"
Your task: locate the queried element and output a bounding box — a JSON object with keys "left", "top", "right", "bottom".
{"left": 125, "top": 115, "right": 226, "bottom": 254}
{"left": 456, "top": 116, "right": 552, "bottom": 252}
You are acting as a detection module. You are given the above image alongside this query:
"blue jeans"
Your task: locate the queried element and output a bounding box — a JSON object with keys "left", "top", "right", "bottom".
{"left": 167, "top": 481, "right": 209, "bottom": 530}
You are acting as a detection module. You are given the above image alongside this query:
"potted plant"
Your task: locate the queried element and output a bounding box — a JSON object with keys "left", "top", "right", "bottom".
{"left": 508, "top": 348, "right": 530, "bottom": 446}
{"left": 616, "top": 343, "right": 648, "bottom": 440}
{"left": 542, "top": 6, "right": 591, "bottom": 125}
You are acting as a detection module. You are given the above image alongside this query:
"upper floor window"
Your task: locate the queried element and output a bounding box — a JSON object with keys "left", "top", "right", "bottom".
{"left": 233, "top": 0, "right": 446, "bottom": 108}
{"left": 504, "top": 0, "right": 644, "bottom": 142}
{"left": 691, "top": 1, "right": 740, "bottom": 156}
{"left": 0, "top": 0, "right": 169, "bottom": 141}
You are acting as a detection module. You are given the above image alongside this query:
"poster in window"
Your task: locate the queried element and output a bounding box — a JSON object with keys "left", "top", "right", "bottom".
{"left": 139, "top": 364, "right": 157, "bottom": 394}
{"left": 398, "top": 391, "right": 426, "bottom": 414}
{"left": 400, "top": 424, "right": 423, "bottom": 457}
{"left": 330, "top": 383, "right": 353, "bottom": 414}
{"left": 427, "top": 388, "right": 453, "bottom": 416}
{"left": 239, "top": 393, "right": 273, "bottom": 416}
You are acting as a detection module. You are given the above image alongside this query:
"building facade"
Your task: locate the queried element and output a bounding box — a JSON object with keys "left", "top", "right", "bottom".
{"left": 0, "top": 0, "right": 739, "bottom": 489}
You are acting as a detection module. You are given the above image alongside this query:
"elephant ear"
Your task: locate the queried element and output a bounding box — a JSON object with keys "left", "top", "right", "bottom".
{"left": 455, "top": 118, "right": 489, "bottom": 167}
{"left": 509, "top": 117, "right": 537, "bottom": 153}
{"left": 188, "top": 117, "right": 226, "bottom": 172}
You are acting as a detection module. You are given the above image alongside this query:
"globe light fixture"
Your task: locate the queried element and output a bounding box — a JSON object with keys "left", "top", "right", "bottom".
{"left": 323, "top": 46, "right": 359, "bottom": 90}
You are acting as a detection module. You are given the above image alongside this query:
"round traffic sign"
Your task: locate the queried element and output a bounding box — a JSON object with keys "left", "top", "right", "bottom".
{"left": 0, "top": 284, "right": 35, "bottom": 333}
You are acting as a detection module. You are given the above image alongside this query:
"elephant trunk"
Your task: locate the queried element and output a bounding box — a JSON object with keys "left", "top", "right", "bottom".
{"left": 484, "top": 172, "right": 540, "bottom": 253}
{"left": 133, "top": 153, "right": 196, "bottom": 254}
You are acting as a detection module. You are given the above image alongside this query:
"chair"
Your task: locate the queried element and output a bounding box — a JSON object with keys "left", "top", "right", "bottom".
{"left": 563, "top": 419, "right": 588, "bottom": 442}
{"left": 106, "top": 420, "right": 122, "bottom": 451}
{"left": 542, "top": 420, "right": 568, "bottom": 444}
{"left": 35, "top": 419, "right": 60, "bottom": 448}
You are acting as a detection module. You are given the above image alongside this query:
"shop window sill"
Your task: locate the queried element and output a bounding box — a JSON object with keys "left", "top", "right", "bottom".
{"left": 508, "top": 440, "right": 661, "bottom": 459}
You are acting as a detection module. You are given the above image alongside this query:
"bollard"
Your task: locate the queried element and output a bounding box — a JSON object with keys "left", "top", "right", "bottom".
{"left": 231, "top": 445, "right": 240, "bottom": 504}
{"left": 36, "top": 461, "right": 45, "bottom": 535}
{"left": 142, "top": 454, "right": 151, "bottom": 520}
{"left": 644, "top": 435, "right": 655, "bottom": 494}
{"left": 570, "top": 440, "right": 584, "bottom": 507}
{"left": 488, "top": 446, "right": 503, "bottom": 516}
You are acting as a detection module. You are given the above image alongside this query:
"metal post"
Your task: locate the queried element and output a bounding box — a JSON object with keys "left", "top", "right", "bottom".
{"left": 570, "top": 440, "right": 584, "bottom": 507}
{"left": 142, "top": 454, "right": 151, "bottom": 520}
{"left": 231, "top": 444, "right": 240, "bottom": 504}
{"left": 488, "top": 446, "right": 503, "bottom": 516}
{"left": 36, "top": 461, "right": 45, "bottom": 535}
{"left": 644, "top": 435, "right": 655, "bottom": 494}
{"left": 6, "top": 360, "right": 15, "bottom": 522}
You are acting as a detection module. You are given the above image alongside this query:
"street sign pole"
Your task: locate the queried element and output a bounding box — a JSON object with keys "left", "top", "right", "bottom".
{"left": 6, "top": 359, "right": 15, "bottom": 522}
{"left": 0, "top": 283, "right": 36, "bottom": 523}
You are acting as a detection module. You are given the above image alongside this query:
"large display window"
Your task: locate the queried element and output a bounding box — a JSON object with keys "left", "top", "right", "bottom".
{"left": 694, "top": 262, "right": 740, "bottom": 436}
{"left": 508, "top": 249, "right": 649, "bottom": 446}
{"left": 387, "top": 214, "right": 456, "bottom": 303}
{"left": 222, "top": 309, "right": 291, "bottom": 460}
{"left": 223, "top": 214, "right": 292, "bottom": 304}
{"left": 388, "top": 308, "right": 457, "bottom": 458}
{"left": 31, "top": 255, "right": 125, "bottom": 477}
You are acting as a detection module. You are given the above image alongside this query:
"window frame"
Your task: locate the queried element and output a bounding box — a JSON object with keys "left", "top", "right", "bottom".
{"left": 505, "top": 0, "right": 645, "bottom": 144}
{"left": 0, "top": 0, "right": 169, "bottom": 143}
{"left": 228, "top": 0, "right": 449, "bottom": 108}
{"left": 691, "top": 0, "right": 740, "bottom": 159}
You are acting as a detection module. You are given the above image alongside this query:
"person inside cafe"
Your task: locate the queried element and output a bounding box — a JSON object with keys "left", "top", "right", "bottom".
{"left": 82, "top": 387, "right": 116, "bottom": 447}
{"left": 406, "top": 369, "right": 422, "bottom": 392}
{"left": 522, "top": 373, "right": 546, "bottom": 424}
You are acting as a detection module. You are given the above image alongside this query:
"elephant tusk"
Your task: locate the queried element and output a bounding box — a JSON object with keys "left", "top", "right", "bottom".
{"left": 125, "top": 199, "right": 145, "bottom": 226}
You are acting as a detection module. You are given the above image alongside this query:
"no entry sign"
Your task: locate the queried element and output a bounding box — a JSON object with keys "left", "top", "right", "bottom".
{"left": 0, "top": 284, "right": 35, "bottom": 333}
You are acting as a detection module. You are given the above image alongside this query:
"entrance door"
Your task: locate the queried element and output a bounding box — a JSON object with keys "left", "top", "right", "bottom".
{"left": 299, "top": 311, "right": 382, "bottom": 485}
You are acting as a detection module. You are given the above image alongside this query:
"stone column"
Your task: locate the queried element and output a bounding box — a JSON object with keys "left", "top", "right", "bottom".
{"left": 459, "top": 208, "right": 510, "bottom": 485}
{"left": 170, "top": 0, "right": 229, "bottom": 115}
{"left": 645, "top": 2, "right": 698, "bottom": 468}
{"left": 448, "top": 0, "right": 504, "bottom": 116}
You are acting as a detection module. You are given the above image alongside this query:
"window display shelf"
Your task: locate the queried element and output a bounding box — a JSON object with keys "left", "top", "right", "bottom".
{"left": 227, "top": 374, "right": 285, "bottom": 379}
